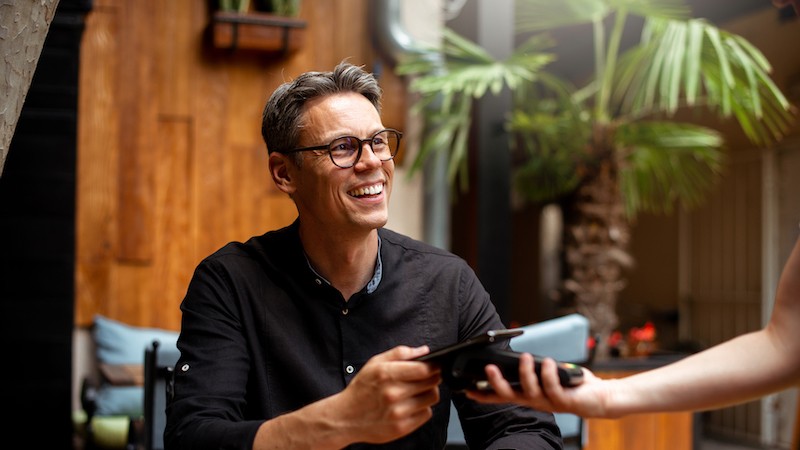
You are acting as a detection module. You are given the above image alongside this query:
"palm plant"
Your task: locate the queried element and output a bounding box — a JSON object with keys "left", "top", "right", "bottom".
{"left": 399, "top": 0, "right": 794, "bottom": 359}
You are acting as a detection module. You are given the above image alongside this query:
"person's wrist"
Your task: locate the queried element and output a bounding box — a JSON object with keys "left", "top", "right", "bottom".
{"left": 314, "top": 392, "right": 359, "bottom": 448}
{"left": 600, "top": 378, "right": 628, "bottom": 418}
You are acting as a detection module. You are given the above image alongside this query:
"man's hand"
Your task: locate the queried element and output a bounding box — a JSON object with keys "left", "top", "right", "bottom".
{"left": 335, "top": 345, "right": 442, "bottom": 444}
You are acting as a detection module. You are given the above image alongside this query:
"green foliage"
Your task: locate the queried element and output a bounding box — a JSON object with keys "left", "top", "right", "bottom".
{"left": 615, "top": 121, "right": 725, "bottom": 215}
{"left": 514, "top": 0, "right": 689, "bottom": 33}
{"left": 613, "top": 18, "right": 793, "bottom": 145}
{"left": 400, "top": 0, "right": 794, "bottom": 217}
{"left": 271, "top": 0, "right": 301, "bottom": 16}
{"left": 509, "top": 74, "right": 592, "bottom": 202}
{"left": 218, "top": 0, "right": 300, "bottom": 16}
{"left": 218, "top": 0, "right": 250, "bottom": 12}
{"left": 398, "top": 29, "right": 555, "bottom": 190}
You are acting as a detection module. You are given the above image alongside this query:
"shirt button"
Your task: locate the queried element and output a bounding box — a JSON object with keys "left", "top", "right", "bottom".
{"left": 342, "top": 308, "right": 349, "bottom": 315}
{"left": 315, "top": 278, "right": 322, "bottom": 285}
{"left": 345, "top": 365, "right": 355, "bottom": 374}
{"left": 181, "top": 364, "right": 190, "bottom": 372}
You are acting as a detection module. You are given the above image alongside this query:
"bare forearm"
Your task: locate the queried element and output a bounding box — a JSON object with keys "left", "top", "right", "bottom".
{"left": 609, "top": 328, "right": 800, "bottom": 416}
{"left": 252, "top": 395, "right": 354, "bottom": 450}
{"left": 609, "top": 236, "right": 800, "bottom": 416}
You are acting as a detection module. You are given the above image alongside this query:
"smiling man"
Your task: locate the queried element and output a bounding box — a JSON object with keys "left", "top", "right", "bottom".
{"left": 164, "top": 62, "right": 562, "bottom": 450}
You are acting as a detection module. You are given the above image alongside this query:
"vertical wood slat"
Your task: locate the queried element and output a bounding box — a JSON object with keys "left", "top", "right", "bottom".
{"left": 150, "top": 116, "right": 195, "bottom": 329}
{"left": 116, "top": 0, "right": 158, "bottom": 263}
{"left": 688, "top": 153, "right": 763, "bottom": 440}
{"left": 75, "top": 3, "right": 120, "bottom": 324}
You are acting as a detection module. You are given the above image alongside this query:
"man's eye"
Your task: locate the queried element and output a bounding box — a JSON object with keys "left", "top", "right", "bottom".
{"left": 331, "top": 138, "right": 358, "bottom": 153}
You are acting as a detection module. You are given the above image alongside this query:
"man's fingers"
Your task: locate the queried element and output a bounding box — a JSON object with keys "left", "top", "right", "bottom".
{"left": 372, "top": 345, "right": 430, "bottom": 362}
{"left": 361, "top": 346, "right": 441, "bottom": 388}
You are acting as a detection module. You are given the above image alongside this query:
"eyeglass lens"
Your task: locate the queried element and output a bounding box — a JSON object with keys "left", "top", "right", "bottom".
{"left": 329, "top": 130, "right": 400, "bottom": 168}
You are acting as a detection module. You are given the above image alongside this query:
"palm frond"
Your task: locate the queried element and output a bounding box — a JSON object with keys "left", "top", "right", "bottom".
{"left": 615, "top": 121, "right": 725, "bottom": 216}
{"left": 515, "top": 0, "right": 689, "bottom": 33}
{"left": 606, "top": 0, "right": 690, "bottom": 19}
{"left": 398, "top": 29, "right": 555, "bottom": 187}
{"left": 509, "top": 75, "right": 592, "bottom": 203}
{"left": 510, "top": 123, "right": 589, "bottom": 203}
{"left": 613, "top": 17, "right": 794, "bottom": 146}
{"left": 515, "top": 0, "right": 610, "bottom": 32}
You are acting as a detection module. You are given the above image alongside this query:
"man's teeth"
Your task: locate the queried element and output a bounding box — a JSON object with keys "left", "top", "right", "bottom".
{"left": 348, "top": 184, "right": 383, "bottom": 197}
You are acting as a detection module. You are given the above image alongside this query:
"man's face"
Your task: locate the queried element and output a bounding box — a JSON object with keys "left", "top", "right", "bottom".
{"left": 284, "top": 92, "right": 394, "bottom": 235}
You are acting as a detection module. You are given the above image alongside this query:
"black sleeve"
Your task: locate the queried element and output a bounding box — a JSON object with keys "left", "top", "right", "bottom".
{"left": 453, "top": 263, "right": 564, "bottom": 449}
{"left": 164, "top": 259, "right": 262, "bottom": 450}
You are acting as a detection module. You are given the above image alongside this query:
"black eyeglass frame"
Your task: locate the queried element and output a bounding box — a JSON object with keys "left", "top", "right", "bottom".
{"left": 277, "top": 128, "right": 403, "bottom": 168}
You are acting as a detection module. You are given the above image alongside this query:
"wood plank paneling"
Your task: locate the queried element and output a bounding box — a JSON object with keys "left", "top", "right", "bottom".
{"left": 116, "top": 0, "right": 158, "bottom": 262}
{"left": 76, "top": 0, "right": 403, "bottom": 329}
{"left": 688, "top": 151, "right": 763, "bottom": 440}
{"left": 151, "top": 117, "right": 194, "bottom": 329}
{"left": 584, "top": 370, "right": 695, "bottom": 450}
{"left": 76, "top": 3, "right": 120, "bottom": 323}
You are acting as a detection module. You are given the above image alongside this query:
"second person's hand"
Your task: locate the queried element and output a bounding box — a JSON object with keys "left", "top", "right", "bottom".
{"left": 465, "top": 353, "right": 616, "bottom": 418}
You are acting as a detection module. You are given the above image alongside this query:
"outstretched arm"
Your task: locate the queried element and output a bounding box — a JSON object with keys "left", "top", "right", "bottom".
{"left": 468, "top": 235, "right": 800, "bottom": 418}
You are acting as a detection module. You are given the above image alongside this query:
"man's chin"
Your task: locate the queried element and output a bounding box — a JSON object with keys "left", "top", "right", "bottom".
{"left": 357, "top": 213, "right": 389, "bottom": 231}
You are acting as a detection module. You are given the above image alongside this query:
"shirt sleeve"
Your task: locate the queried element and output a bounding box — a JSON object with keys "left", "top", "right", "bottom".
{"left": 164, "top": 259, "right": 263, "bottom": 450}
{"left": 453, "top": 261, "right": 564, "bottom": 449}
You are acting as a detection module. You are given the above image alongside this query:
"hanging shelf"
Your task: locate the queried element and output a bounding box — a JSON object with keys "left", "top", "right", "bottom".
{"left": 211, "top": 11, "right": 306, "bottom": 53}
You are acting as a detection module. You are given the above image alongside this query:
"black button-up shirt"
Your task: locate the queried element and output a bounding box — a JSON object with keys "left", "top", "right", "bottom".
{"left": 165, "top": 221, "right": 562, "bottom": 449}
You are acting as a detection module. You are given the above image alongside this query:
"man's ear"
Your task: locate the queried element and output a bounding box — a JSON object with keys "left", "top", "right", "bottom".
{"left": 269, "top": 153, "right": 296, "bottom": 195}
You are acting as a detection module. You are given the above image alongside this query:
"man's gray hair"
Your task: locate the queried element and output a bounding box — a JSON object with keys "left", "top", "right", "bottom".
{"left": 261, "top": 61, "right": 383, "bottom": 160}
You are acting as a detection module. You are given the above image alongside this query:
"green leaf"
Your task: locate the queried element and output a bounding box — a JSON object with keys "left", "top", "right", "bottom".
{"left": 398, "top": 28, "right": 555, "bottom": 187}
{"left": 515, "top": 0, "right": 610, "bottom": 32}
{"left": 606, "top": 0, "right": 690, "bottom": 19}
{"left": 616, "top": 121, "right": 725, "bottom": 216}
{"left": 515, "top": 0, "right": 689, "bottom": 33}
{"left": 612, "top": 17, "right": 793, "bottom": 146}
{"left": 398, "top": 2, "right": 795, "bottom": 214}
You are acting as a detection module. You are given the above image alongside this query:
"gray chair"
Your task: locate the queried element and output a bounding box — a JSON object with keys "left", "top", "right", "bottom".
{"left": 143, "top": 340, "right": 180, "bottom": 450}
{"left": 446, "top": 313, "right": 591, "bottom": 449}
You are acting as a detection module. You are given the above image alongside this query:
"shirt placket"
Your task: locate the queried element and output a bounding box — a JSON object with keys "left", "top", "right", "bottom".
{"left": 339, "top": 298, "right": 359, "bottom": 385}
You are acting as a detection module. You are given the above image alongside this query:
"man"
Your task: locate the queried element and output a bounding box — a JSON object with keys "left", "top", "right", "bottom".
{"left": 164, "top": 62, "right": 562, "bottom": 449}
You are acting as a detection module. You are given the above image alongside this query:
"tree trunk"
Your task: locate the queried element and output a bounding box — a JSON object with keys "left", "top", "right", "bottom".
{"left": 563, "top": 127, "right": 633, "bottom": 361}
{"left": 0, "top": 0, "right": 60, "bottom": 176}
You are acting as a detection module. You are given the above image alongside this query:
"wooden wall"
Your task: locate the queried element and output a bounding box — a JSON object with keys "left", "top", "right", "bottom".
{"left": 75, "top": 0, "right": 408, "bottom": 330}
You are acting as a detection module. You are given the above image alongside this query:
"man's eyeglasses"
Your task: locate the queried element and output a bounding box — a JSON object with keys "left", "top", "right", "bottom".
{"left": 279, "top": 129, "right": 402, "bottom": 169}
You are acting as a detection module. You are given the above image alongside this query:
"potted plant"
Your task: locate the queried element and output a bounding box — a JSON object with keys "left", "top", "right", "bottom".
{"left": 211, "top": 0, "right": 305, "bottom": 53}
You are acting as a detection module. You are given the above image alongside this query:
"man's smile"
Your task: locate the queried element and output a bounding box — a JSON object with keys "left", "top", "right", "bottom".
{"left": 347, "top": 183, "right": 384, "bottom": 198}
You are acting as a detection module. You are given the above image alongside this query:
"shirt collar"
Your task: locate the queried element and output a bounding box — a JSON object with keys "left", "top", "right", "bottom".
{"left": 304, "top": 234, "right": 383, "bottom": 294}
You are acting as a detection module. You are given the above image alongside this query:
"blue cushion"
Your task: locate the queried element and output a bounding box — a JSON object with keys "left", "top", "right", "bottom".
{"left": 92, "top": 315, "right": 179, "bottom": 416}
{"left": 95, "top": 386, "right": 146, "bottom": 417}
{"left": 93, "top": 315, "right": 179, "bottom": 365}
